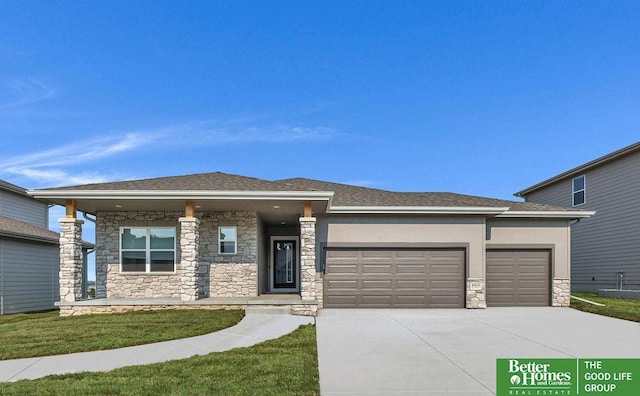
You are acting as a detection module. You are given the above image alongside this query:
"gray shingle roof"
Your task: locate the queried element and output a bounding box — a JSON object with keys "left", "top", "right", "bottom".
{"left": 0, "top": 215, "right": 60, "bottom": 244}
{"left": 35, "top": 172, "right": 580, "bottom": 213}
{"left": 277, "top": 178, "right": 579, "bottom": 212}
{"left": 42, "top": 172, "right": 311, "bottom": 192}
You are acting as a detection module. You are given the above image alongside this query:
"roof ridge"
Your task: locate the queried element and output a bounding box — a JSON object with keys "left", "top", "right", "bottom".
{"left": 276, "top": 177, "right": 396, "bottom": 193}
{"left": 49, "top": 171, "right": 278, "bottom": 190}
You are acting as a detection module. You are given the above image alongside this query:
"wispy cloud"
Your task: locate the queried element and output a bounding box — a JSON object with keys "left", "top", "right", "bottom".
{"left": 0, "top": 132, "right": 162, "bottom": 187}
{"left": 191, "top": 122, "right": 337, "bottom": 143}
{"left": 0, "top": 118, "right": 340, "bottom": 187}
{"left": 0, "top": 77, "right": 56, "bottom": 109}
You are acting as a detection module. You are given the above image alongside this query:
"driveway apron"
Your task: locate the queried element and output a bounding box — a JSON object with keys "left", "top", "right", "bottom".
{"left": 316, "top": 308, "right": 640, "bottom": 395}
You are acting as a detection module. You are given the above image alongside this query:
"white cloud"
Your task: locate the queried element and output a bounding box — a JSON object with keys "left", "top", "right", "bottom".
{"left": 0, "top": 119, "right": 339, "bottom": 187}
{"left": 0, "top": 133, "right": 160, "bottom": 187}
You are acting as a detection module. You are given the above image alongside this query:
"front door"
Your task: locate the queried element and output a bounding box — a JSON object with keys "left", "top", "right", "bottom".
{"left": 271, "top": 237, "right": 298, "bottom": 291}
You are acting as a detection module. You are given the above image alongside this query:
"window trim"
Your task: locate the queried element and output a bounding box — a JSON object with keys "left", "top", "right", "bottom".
{"left": 119, "top": 226, "right": 177, "bottom": 273}
{"left": 218, "top": 225, "right": 237, "bottom": 255}
{"left": 572, "top": 175, "right": 586, "bottom": 207}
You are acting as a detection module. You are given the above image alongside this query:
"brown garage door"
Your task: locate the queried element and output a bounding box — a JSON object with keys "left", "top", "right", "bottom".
{"left": 323, "top": 248, "right": 465, "bottom": 308}
{"left": 486, "top": 250, "right": 550, "bottom": 307}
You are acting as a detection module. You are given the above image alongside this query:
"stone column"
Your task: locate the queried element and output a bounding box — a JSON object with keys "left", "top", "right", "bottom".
{"left": 466, "top": 278, "right": 487, "bottom": 308}
{"left": 299, "top": 217, "right": 317, "bottom": 302}
{"left": 552, "top": 278, "right": 570, "bottom": 307}
{"left": 179, "top": 217, "right": 200, "bottom": 301}
{"left": 59, "top": 218, "right": 84, "bottom": 302}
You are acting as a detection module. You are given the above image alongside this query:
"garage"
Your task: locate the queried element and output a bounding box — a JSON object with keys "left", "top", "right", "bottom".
{"left": 323, "top": 248, "right": 465, "bottom": 308}
{"left": 486, "top": 249, "right": 550, "bottom": 307}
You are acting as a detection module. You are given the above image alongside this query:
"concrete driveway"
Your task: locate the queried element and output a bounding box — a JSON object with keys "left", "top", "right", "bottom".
{"left": 316, "top": 307, "right": 640, "bottom": 395}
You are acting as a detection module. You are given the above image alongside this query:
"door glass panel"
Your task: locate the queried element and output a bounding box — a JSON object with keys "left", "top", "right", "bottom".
{"left": 274, "top": 241, "right": 296, "bottom": 288}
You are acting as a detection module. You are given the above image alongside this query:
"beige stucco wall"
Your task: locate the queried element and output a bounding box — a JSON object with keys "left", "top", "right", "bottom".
{"left": 486, "top": 219, "right": 571, "bottom": 279}
{"left": 323, "top": 216, "right": 486, "bottom": 278}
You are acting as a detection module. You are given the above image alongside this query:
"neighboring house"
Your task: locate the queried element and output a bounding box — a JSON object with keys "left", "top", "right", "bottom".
{"left": 29, "top": 172, "right": 593, "bottom": 316}
{"left": 0, "top": 180, "right": 60, "bottom": 314}
{"left": 516, "top": 141, "right": 640, "bottom": 292}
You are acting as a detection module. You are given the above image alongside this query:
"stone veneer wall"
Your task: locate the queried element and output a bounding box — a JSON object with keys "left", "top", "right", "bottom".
{"left": 552, "top": 278, "right": 570, "bottom": 307}
{"left": 98, "top": 211, "right": 183, "bottom": 299}
{"left": 96, "top": 211, "right": 258, "bottom": 300}
{"left": 106, "top": 264, "right": 182, "bottom": 298}
{"left": 199, "top": 212, "right": 258, "bottom": 298}
{"left": 466, "top": 278, "right": 487, "bottom": 308}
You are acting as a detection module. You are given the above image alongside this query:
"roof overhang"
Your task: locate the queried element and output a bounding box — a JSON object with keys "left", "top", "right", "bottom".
{"left": 27, "top": 190, "right": 335, "bottom": 201}
{"left": 0, "top": 230, "right": 59, "bottom": 245}
{"left": 495, "top": 210, "right": 596, "bottom": 219}
{"left": 27, "top": 189, "right": 335, "bottom": 222}
{"left": 328, "top": 206, "right": 511, "bottom": 215}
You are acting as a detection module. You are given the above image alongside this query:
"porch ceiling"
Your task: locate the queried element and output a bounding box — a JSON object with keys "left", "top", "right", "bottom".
{"left": 42, "top": 197, "right": 328, "bottom": 222}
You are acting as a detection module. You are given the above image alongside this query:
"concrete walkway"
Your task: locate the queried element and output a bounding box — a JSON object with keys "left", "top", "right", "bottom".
{"left": 0, "top": 311, "right": 314, "bottom": 382}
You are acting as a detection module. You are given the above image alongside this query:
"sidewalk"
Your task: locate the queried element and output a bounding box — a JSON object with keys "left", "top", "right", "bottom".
{"left": 0, "top": 311, "right": 314, "bottom": 382}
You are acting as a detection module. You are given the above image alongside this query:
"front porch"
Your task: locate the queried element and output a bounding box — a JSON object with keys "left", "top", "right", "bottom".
{"left": 56, "top": 294, "right": 319, "bottom": 317}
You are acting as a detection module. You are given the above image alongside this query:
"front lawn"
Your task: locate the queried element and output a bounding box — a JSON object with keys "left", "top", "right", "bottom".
{"left": 0, "top": 309, "right": 244, "bottom": 360}
{"left": 571, "top": 292, "right": 640, "bottom": 322}
{"left": 0, "top": 324, "right": 319, "bottom": 396}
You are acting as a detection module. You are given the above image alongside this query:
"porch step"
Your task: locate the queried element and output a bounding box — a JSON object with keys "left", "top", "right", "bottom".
{"left": 245, "top": 306, "right": 291, "bottom": 315}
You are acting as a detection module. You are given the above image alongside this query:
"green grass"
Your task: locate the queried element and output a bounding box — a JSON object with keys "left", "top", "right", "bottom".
{"left": 0, "top": 309, "right": 244, "bottom": 360}
{"left": 571, "top": 292, "right": 640, "bottom": 322}
{"left": 0, "top": 324, "right": 319, "bottom": 396}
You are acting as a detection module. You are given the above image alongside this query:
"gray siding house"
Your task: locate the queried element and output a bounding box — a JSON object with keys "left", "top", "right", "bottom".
{"left": 29, "top": 172, "right": 593, "bottom": 316}
{"left": 0, "top": 180, "right": 60, "bottom": 314}
{"left": 516, "top": 141, "right": 640, "bottom": 292}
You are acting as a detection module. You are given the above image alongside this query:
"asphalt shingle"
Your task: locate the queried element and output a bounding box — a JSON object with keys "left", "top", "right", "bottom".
{"left": 0, "top": 215, "right": 60, "bottom": 243}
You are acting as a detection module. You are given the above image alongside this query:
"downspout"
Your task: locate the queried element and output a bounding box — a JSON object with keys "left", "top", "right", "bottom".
{"left": 82, "top": 212, "right": 97, "bottom": 299}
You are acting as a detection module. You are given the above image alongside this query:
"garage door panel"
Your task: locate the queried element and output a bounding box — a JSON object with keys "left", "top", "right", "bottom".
{"left": 431, "top": 279, "right": 462, "bottom": 290}
{"left": 431, "top": 295, "right": 463, "bottom": 307}
{"left": 360, "top": 295, "right": 394, "bottom": 305}
{"left": 397, "top": 279, "right": 428, "bottom": 289}
{"left": 518, "top": 280, "right": 548, "bottom": 289}
{"left": 486, "top": 250, "right": 550, "bottom": 307}
{"left": 361, "top": 279, "right": 393, "bottom": 289}
{"left": 326, "top": 264, "right": 358, "bottom": 275}
{"left": 431, "top": 264, "right": 464, "bottom": 275}
{"left": 324, "top": 279, "right": 358, "bottom": 290}
{"left": 518, "top": 265, "right": 548, "bottom": 274}
{"left": 396, "top": 264, "right": 428, "bottom": 275}
{"left": 362, "top": 264, "right": 393, "bottom": 274}
{"left": 486, "top": 265, "right": 515, "bottom": 275}
{"left": 324, "top": 295, "right": 358, "bottom": 307}
{"left": 396, "top": 298, "right": 427, "bottom": 306}
{"left": 361, "top": 250, "right": 394, "bottom": 259}
{"left": 324, "top": 248, "right": 465, "bottom": 308}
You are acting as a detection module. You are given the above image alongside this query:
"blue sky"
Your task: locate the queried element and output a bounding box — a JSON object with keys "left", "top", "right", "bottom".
{"left": 1, "top": 1, "right": 639, "bottom": 204}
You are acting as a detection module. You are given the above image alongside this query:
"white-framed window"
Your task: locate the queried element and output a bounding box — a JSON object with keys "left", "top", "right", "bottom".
{"left": 120, "top": 227, "right": 176, "bottom": 272}
{"left": 572, "top": 175, "right": 586, "bottom": 206}
{"left": 218, "top": 226, "right": 237, "bottom": 254}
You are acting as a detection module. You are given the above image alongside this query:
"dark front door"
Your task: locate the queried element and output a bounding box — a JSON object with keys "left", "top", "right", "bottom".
{"left": 273, "top": 240, "right": 297, "bottom": 289}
